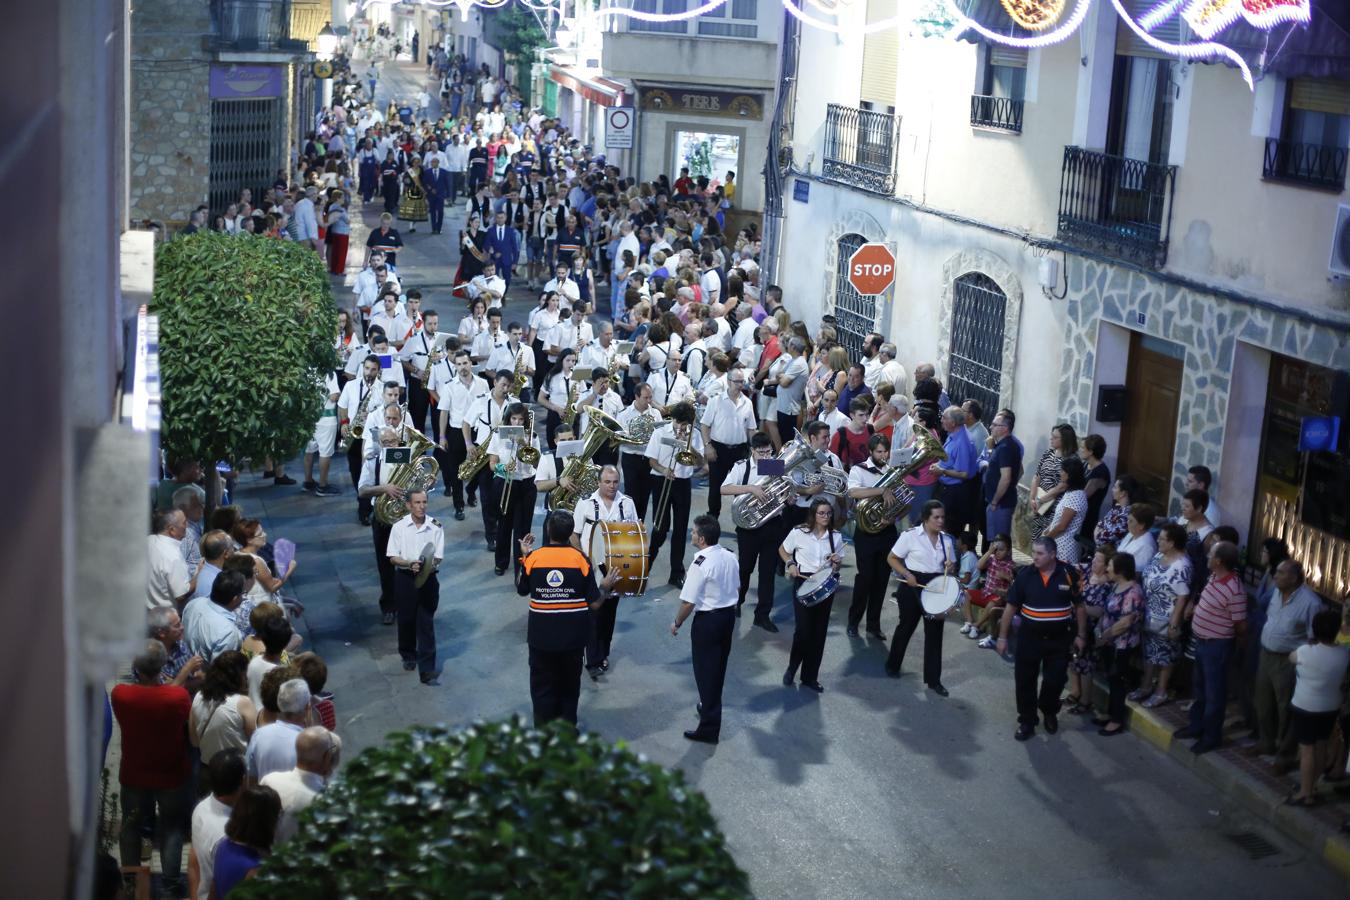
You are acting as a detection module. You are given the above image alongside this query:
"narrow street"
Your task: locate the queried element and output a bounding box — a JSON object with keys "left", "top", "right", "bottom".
{"left": 230, "top": 61, "right": 1347, "bottom": 900}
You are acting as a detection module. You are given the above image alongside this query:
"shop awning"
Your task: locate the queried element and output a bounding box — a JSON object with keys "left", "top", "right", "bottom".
{"left": 549, "top": 66, "right": 628, "bottom": 107}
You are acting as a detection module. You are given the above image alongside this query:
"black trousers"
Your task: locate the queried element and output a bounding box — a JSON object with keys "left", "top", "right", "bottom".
{"left": 477, "top": 467, "right": 499, "bottom": 541}
{"left": 1014, "top": 622, "right": 1074, "bottom": 727}
{"left": 592, "top": 444, "right": 619, "bottom": 468}
{"left": 394, "top": 570, "right": 439, "bottom": 674}
{"left": 494, "top": 478, "right": 538, "bottom": 572}
{"left": 706, "top": 441, "right": 747, "bottom": 519}
{"left": 428, "top": 199, "right": 445, "bottom": 233}
{"left": 937, "top": 478, "right": 978, "bottom": 541}
{"left": 620, "top": 454, "right": 651, "bottom": 520}
{"left": 372, "top": 522, "right": 395, "bottom": 613}
{"left": 587, "top": 594, "right": 620, "bottom": 668}
{"left": 439, "top": 429, "right": 476, "bottom": 507}
{"left": 1099, "top": 645, "right": 1134, "bottom": 725}
{"left": 348, "top": 442, "right": 373, "bottom": 521}
{"left": 886, "top": 574, "right": 944, "bottom": 685}
{"left": 787, "top": 577, "right": 834, "bottom": 685}
{"left": 650, "top": 477, "right": 692, "bottom": 577}
{"left": 849, "top": 526, "right": 897, "bottom": 632}
{"left": 737, "top": 522, "right": 782, "bottom": 617}
{"left": 407, "top": 378, "right": 431, "bottom": 434}
{"left": 529, "top": 645, "right": 584, "bottom": 726}
{"left": 691, "top": 606, "right": 736, "bottom": 737}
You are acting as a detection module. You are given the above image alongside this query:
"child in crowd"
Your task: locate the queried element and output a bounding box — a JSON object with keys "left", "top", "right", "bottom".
{"left": 968, "top": 534, "right": 1016, "bottom": 645}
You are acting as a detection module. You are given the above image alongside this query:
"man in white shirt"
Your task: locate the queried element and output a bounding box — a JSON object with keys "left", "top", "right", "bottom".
{"left": 773, "top": 336, "right": 811, "bottom": 443}
{"left": 646, "top": 402, "right": 706, "bottom": 588}
{"left": 570, "top": 465, "right": 640, "bottom": 678}
{"left": 617, "top": 385, "right": 663, "bottom": 518}
{"left": 386, "top": 489, "right": 446, "bottom": 684}
{"left": 245, "top": 679, "right": 311, "bottom": 782}
{"left": 464, "top": 371, "right": 514, "bottom": 547}
{"left": 670, "top": 515, "right": 740, "bottom": 744}
{"left": 579, "top": 321, "right": 625, "bottom": 376}
{"left": 471, "top": 308, "right": 507, "bottom": 373}
{"left": 446, "top": 134, "right": 469, "bottom": 202}
{"left": 548, "top": 303, "right": 594, "bottom": 364}
{"left": 861, "top": 333, "right": 886, "bottom": 391}
{"left": 436, "top": 351, "right": 489, "bottom": 519}
{"left": 187, "top": 748, "right": 244, "bottom": 900}
{"left": 487, "top": 322, "right": 535, "bottom": 392}
{"left": 148, "top": 509, "right": 192, "bottom": 609}
{"left": 616, "top": 220, "right": 640, "bottom": 269}
{"left": 877, "top": 342, "right": 908, "bottom": 395}
{"left": 338, "top": 356, "right": 382, "bottom": 524}
{"left": 699, "top": 369, "right": 755, "bottom": 519}
{"left": 681, "top": 322, "right": 710, "bottom": 386}
{"left": 698, "top": 252, "right": 722, "bottom": 306}
{"left": 302, "top": 370, "right": 343, "bottom": 496}
{"left": 646, "top": 351, "right": 695, "bottom": 415}
{"left": 731, "top": 303, "right": 758, "bottom": 356}
{"left": 542, "top": 261, "right": 580, "bottom": 305}
{"left": 261, "top": 726, "right": 342, "bottom": 844}
{"left": 365, "top": 334, "right": 407, "bottom": 391}
{"left": 369, "top": 293, "right": 414, "bottom": 350}
{"left": 468, "top": 260, "right": 507, "bottom": 309}
{"left": 574, "top": 370, "right": 625, "bottom": 464}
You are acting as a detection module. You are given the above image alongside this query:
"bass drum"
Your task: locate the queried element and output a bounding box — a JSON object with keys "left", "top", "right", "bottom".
{"left": 588, "top": 520, "right": 650, "bottom": 597}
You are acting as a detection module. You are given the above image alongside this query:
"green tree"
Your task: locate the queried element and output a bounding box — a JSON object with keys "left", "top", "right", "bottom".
{"left": 234, "top": 718, "right": 751, "bottom": 898}
{"left": 494, "top": 3, "right": 548, "bottom": 60}
{"left": 151, "top": 233, "right": 336, "bottom": 490}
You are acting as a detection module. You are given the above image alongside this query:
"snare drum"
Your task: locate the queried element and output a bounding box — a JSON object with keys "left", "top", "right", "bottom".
{"left": 796, "top": 569, "right": 840, "bottom": 608}
{"left": 588, "top": 520, "right": 650, "bottom": 596}
{"left": 919, "top": 575, "right": 962, "bottom": 617}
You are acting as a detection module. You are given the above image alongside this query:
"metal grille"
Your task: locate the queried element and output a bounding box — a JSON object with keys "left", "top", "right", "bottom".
{"left": 970, "top": 95, "right": 1024, "bottom": 133}
{"left": 833, "top": 233, "right": 875, "bottom": 362}
{"left": 210, "top": 98, "right": 284, "bottom": 214}
{"left": 822, "top": 103, "right": 898, "bottom": 195}
{"left": 948, "top": 273, "right": 1006, "bottom": 416}
{"left": 1262, "top": 137, "right": 1347, "bottom": 190}
{"left": 1224, "top": 832, "right": 1281, "bottom": 861}
{"left": 1058, "top": 145, "right": 1177, "bottom": 268}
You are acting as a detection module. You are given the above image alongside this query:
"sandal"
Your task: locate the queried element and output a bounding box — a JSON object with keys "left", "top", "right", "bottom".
{"left": 1141, "top": 693, "right": 1172, "bottom": 709}
{"left": 1127, "top": 687, "right": 1152, "bottom": 702}
{"left": 1067, "top": 701, "right": 1091, "bottom": 715}
{"left": 1282, "top": 793, "right": 1321, "bottom": 808}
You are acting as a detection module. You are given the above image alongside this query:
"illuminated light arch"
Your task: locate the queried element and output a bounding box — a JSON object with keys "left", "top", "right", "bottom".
{"left": 1109, "top": 0, "right": 1254, "bottom": 87}
{"left": 999, "top": 0, "right": 1068, "bottom": 31}
{"left": 948, "top": 0, "right": 1094, "bottom": 48}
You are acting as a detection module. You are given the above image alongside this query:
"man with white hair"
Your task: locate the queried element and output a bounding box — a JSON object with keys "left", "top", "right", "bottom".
{"left": 245, "top": 678, "right": 313, "bottom": 782}
{"left": 731, "top": 302, "right": 758, "bottom": 356}
{"left": 261, "top": 726, "right": 342, "bottom": 843}
{"left": 877, "top": 343, "right": 908, "bottom": 395}
{"left": 914, "top": 362, "right": 952, "bottom": 408}
{"left": 148, "top": 509, "right": 193, "bottom": 610}
{"left": 293, "top": 185, "right": 320, "bottom": 251}
{"left": 172, "top": 485, "right": 207, "bottom": 573}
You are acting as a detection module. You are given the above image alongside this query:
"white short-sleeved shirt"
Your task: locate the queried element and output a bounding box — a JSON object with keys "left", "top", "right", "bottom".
{"left": 471, "top": 329, "right": 508, "bottom": 368}
{"left": 435, "top": 373, "right": 490, "bottom": 428}
{"left": 700, "top": 393, "right": 755, "bottom": 445}
{"left": 549, "top": 320, "right": 594, "bottom": 358}
{"left": 465, "top": 394, "right": 508, "bottom": 443}
{"left": 647, "top": 369, "right": 694, "bottom": 409}
{"left": 577, "top": 388, "right": 623, "bottom": 436}
{"left": 487, "top": 430, "right": 537, "bottom": 480}
{"left": 791, "top": 448, "right": 843, "bottom": 508}
{"left": 1292, "top": 643, "right": 1350, "bottom": 713}
{"left": 399, "top": 329, "right": 438, "bottom": 378}
{"left": 781, "top": 527, "right": 842, "bottom": 575}
{"left": 890, "top": 526, "right": 956, "bottom": 575}
{"left": 679, "top": 544, "right": 740, "bottom": 611}
{"left": 468, "top": 274, "right": 506, "bottom": 307}
{"left": 541, "top": 371, "right": 582, "bottom": 408}
{"left": 148, "top": 534, "right": 191, "bottom": 609}
{"left": 645, "top": 422, "right": 705, "bottom": 479}
{"left": 387, "top": 513, "right": 445, "bottom": 562}
{"left": 573, "top": 490, "right": 638, "bottom": 564}
{"left": 459, "top": 314, "right": 489, "bottom": 342}
{"left": 369, "top": 311, "right": 414, "bottom": 346}
{"left": 488, "top": 342, "right": 534, "bottom": 379}
{"left": 190, "top": 795, "right": 231, "bottom": 900}
{"left": 723, "top": 458, "right": 781, "bottom": 524}
{"left": 579, "top": 340, "right": 624, "bottom": 376}
{"left": 774, "top": 355, "right": 810, "bottom": 416}
{"left": 528, "top": 306, "right": 562, "bottom": 339}
{"left": 617, "top": 403, "right": 663, "bottom": 455}
{"left": 847, "top": 461, "right": 887, "bottom": 491}
{"left": 260, "top": 768, "right": 325, "bottom": 845}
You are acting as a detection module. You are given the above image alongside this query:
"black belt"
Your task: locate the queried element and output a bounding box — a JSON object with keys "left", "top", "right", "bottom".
{"left": 711, "top": 440, "right": 745, "bottom": 449}
{"left": 695, "top": 605, "right": 737, "bottom": 616}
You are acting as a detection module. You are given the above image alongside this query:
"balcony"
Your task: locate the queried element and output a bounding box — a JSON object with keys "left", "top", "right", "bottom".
{"left": 209, "top": 0, "right": 306, "bottom": 52}
{"left": 821, "top": 103, "right": 898, "bottom": 196}
{"left": 1057, "top": 146, "right": 1177, "bottom": 268}
{"left": 1262, "top": 137, "right": 1348, "bottom": 192}
{"left": 969, "top": 95, "right": 1023, "bottom": 133}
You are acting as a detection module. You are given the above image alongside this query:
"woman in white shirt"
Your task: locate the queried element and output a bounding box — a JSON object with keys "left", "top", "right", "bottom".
{"left": 779, "top": 498, "right": 844, "bottom": 693}
{"left": 458, "top": 298, "right": 488, "bottom": 344}
{"left": 1042, "top": 457, "right": 1089, "bottom": 564}
{"left": 538, "top": 349, "right": 580, "bottom": 450}
{"left": 1116, "top": 503, "right": 1158, "bottom": 573}
{"left": 487, "top": 402, "right": 538, "bottom": 577}
{"left": 884, "top": 499, "right": 957, "bottom": 695}
{"left": 1286, "top": 611, "right": 1350, "bottom": 807}
{"left": 527, "top": 292, "right": 563, "bottom": 394}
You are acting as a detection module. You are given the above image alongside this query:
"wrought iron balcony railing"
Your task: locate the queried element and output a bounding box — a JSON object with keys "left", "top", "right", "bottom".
{"left": 821, "top": 103, "right": 898, "bottom": 195}
{"left": 210, "top": 0, "right": 301, "bottom": 52}
{"left": 1057, "top": 146, "right": 1177, "bottom": 268}
{"left": 1262, "top": 137, "right": 1348, "bottom": 191}
{"left": 969, "top": 95, "right": 1023, "bottom": 133}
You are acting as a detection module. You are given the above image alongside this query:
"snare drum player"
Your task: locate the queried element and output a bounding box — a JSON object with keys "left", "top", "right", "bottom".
{"left": 884, "top": 500, "right": 957, "bottom": 696}
{"left": 386, "top": 489, "right": 445, "bottom": 686}
{"left": 671, "top": 515, "right": 740, "bottom": 744}
{"left": 570, "top": 465, "right": 639, "bottom": 680}
{"left": 517, "top": 511, "right": 622, "bottom": 727}
{"left": 778, "top": 498, "right": 844, "bottom": 693}
{"left": 720, "top": 432, "right": 781, "bottom": 631}
{"left": 845, "top": 434, "right": 897, "bottom": 640}
{"left": 997, "top": 537, "right": 1086, "bottom": 741}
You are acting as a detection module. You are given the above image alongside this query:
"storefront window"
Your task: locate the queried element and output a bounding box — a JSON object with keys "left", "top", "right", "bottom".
{"left": 1258, "top": 356, "right": 1349, "bottom": 540}
{"left": 674, "top": 130, "right": 739, "bottom": 182}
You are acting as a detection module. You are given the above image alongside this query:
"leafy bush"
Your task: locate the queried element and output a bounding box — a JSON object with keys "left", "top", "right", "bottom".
{"left": 152, "top": 232, "right": 336, "bottom": 467}
{"left": 235, "top": 718, "right": 751, "bottom": 898}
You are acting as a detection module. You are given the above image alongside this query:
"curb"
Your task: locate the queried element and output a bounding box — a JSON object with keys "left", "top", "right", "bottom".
{"left": 1118, "top": 695, "right": 1350, "bottom": 881}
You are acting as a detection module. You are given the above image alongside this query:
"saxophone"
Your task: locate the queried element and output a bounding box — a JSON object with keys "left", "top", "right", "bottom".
{"left": 547, "top": 406, "right": 644, "bottom": 512}
{"left": 510, "top": 349, "right": 528, "bottom": 397}
{"left": 339, "top": 380, "right": 375, "bottom": 453}
{"left": 373, "top": 425, "right": 442, "bottom": 525}
{"left": 730, "top": 433, "right": 822, "bottom": 530}
{"left": 561, "top": 377, "right": 580, "bottom": 424}
{"left": 854, "top": 423, "right": 949, "bottom": 534}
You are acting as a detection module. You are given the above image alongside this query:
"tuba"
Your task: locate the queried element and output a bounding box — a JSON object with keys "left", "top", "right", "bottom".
{"left": 548, "top": 406, "right": 645, "bottom": 512}
{"left": 374, "top": 424, "right": 442, "bottom": 525}
{"left": 854, "top": 423, "right": 948, "bottom": 534}
{"left": 730, "top": 432, "right": 821, "bottom": 530}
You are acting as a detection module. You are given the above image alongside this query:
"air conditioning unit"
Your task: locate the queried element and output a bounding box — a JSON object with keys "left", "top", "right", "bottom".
{"left": 1329, "top": 203, "right": 1350, "bottom": 278}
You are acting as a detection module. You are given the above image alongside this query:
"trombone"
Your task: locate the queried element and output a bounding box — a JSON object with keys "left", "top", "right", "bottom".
{"left": 654, "top": 421, "right": 701, "bottom": 530}
{"left": 500, "top": 408, "right": 540, "bottom": 514}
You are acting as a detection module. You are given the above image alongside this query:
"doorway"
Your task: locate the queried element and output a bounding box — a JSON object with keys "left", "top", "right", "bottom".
{"left": 673, "top": 130, "right": 740, "bottom": 184}
{"left": 1118, "top": 332, "right": 1184, "bottom": 506}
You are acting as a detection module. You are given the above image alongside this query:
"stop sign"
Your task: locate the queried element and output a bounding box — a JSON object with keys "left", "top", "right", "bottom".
{"left": 847, "top": 243, "right": 896, "bottom": 296}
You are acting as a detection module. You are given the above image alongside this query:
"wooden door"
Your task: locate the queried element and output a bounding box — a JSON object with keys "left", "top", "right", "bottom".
{"left": 1118, "top": 333, "right": 1184, "bottom": 506}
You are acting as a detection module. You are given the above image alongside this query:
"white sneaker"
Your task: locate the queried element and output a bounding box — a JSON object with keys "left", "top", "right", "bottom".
{"left": 966, "top": 627, "right": 982, "bottom": 640}
{"left": 959, "top": 623, "right": 971, "bottom": 636}
{"left": 977, "top": 636, "right": 996, "bottom": 649}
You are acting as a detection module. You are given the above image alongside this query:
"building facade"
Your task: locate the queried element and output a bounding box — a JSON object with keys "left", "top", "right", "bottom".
{"left": 775, "top": 2, "right": 1350, "bottom": 596}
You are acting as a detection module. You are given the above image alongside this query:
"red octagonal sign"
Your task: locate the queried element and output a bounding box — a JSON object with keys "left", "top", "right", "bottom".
{"left": 847, "top": 243, "right": 896, "bottom": 296}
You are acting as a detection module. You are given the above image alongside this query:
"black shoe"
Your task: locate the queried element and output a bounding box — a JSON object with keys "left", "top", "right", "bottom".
{"left": 1015, "top": 724, "right": 1036, "bottom": 742}
{"left": 866, "top": 629, "right": 887, "bottom": 641}
{"left": 466, "top": 496, "right": 477, "bottom": 508}
{"left": 494, "top": 566, "right": 506, "bottom": 576}
{"left": 587, "top": 666, "right": 602, "bottom": 681}
{"left": 1097, "top": 725, "right": 1126, "bottom": 737}
{"left": 421, "top": 674, "right": 441, "bottom": 686}
{"left": 884, "top": 667, "right": 901, "bottom": 678}
{"left": 668, "top": 571, "right": 685, "bottom": 588}
{"left": 273, "top": 475, "right": 297, "bottom": 486}
{"left": 753, "top": 616, "right": 779, "bottom": 633}
{"left": 402, "top": 660, "right": 416, "bottom": 671}
{"left": 443, "top": 487, "right": 453, "bottom": 497}
{"left": 1191, "top": 740, "right": 1220, "bottom": 755}
{"left": 1043, "top": 713, "right": 1058, "bottom": 734}
{"left": 1172, "top": 727, "right": 1202, "bottom": 740}
{"left": 928, "top": 683, "right": 950, "bottom": 698}
{"left": 453, "top": 508, "right": 465, "bottom": 520}
{"left": 302, "top": 479, "right": 318, "bottom": 492}
{"left": 801, "top": 681, "right": 825, "bottom": 693}
{"left": 382, "top": 612, "right": 396, "bottom": 626}
{"left": 846, "top": 626, "right": 860, "bottom": 637}
{"left": 683, "top": 729, "right": 718, "bottom": 744}
{"left": 316, "top": 483, "right": 341, "bottom": 496}
{"left": 359, "top": 513, "right": 372, "bottom": 527}
{"left": 782, "top": 669, "right": 796, "bottom": 687}
{"left": 262, "top": 469, "right": 274, "bottom": 478}
{"left": 599, "top": 660, "right": 609, "bottom": 673}
{"left": 486, "top": 540, "right": 496, "bottom": 552}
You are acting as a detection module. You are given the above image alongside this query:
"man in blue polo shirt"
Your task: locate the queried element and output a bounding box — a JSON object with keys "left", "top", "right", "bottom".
{"left": 932, "top": 405, "right": 978, "bottom": 539}
{"left": 983, "top": 408, "right": 1023, "bottom": 543}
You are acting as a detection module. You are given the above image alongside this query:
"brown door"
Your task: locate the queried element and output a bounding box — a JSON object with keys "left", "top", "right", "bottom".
{"left": 1118, "top": 333, "right": 1184, "bottom": 506}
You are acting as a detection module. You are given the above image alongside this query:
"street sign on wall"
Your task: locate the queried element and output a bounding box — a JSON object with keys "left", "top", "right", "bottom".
{"left": 605, "top": 107, "right": 635, "bottom": 149}
{"left": 847, "top": 243, "right": 896, "bottom": 296}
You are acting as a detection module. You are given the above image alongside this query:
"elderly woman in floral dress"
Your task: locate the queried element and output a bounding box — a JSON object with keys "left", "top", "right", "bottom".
{"left": 1131, "top": 522, "right": 1192, "bottom": 708}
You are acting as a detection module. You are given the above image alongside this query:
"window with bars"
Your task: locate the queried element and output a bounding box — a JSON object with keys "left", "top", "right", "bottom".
{"left": 947, "top": 272, "right": 1006, "bottom": 417}
{"left": 209, "top": 98, "right": 284, "bottom": 214}
{"left": 630, "top": 0, "right": 690, "bottom": 34}
{"left": 833, "top": 233, "right": 876, "bottom": 363}
{"left": 698, "top": 0, "right": 758, "bottom": 37}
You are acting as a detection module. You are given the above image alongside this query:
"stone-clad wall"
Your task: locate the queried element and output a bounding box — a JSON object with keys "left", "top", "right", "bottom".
{"left": 1058, "top": 256, "right": 1350, "bottom": 513}
{"left": 129, "top": 0, "right": 212, "bottom": 227}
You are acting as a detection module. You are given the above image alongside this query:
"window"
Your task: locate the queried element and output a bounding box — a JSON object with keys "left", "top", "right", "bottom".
{"left": 859, "top": 0, "right": 897, "bottom": 112}
{"left": 983, "top": 46, "right": 1026, "bottom": 101}
{"left": 698, "top": 0, "right": 758, "bottom": 37}
{"left": 832, "top": 234, "right": 876, "bottom": 363}
{"left": 947, "top": 273, "right": 1007, "bottom": 417}
{"left": 209, "top": 97, "right": 284, "bottom": 214}
{"left": 632, "top": 0, "right": 690, "bottom": 34}
{"left": 1106, "top": 55, "right": 1176, "bottom": 165}
{"left": 1264, "top": 79, "right": 1350, "bottom": 190}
